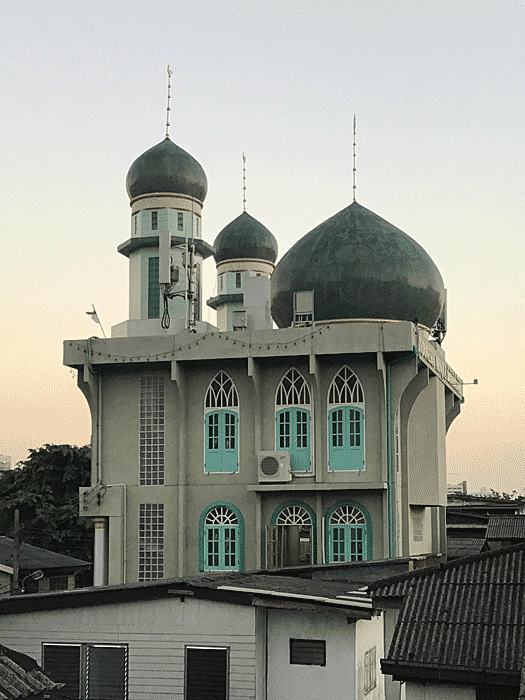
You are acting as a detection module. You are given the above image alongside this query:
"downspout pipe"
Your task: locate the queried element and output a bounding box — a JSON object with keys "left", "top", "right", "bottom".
{"left": 386, "top": 346, "right": 418, "bottom": 558}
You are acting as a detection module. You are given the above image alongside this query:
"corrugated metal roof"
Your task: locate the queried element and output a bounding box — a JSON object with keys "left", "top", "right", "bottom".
{"left": 486, "top": 516, "right": 525, "bottom": 540}
{"left": 447, "top": 537, "right": 485, "bottom": 559}
{"left": 375, "top": 542, "right": 525, "bottom": 681}
{"left": 0, "top": 645, "right": 63, "bottom": 700}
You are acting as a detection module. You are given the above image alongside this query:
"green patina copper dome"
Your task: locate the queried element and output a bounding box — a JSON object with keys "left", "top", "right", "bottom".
{"left": 126, "top": 136, "right": 208, "bottom": 202}
{"left": 271, "top": 201, "right": 445, "bottom": 329}
{"left": 213, "top": 211, "right": 278, "bottom": 264}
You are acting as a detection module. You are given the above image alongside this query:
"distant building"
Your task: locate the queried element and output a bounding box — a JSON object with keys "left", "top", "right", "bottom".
{"left": 65, "top": 125, "right": 463, "bottom": 586}
{"left": 0, "top": 537, "right": 91, "bottom": 594}
{"left": 0, "top": 455, "right": 11, "bottom": 471}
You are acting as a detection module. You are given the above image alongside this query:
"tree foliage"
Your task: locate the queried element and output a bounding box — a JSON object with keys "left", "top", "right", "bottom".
{"left": 0, "top": 444, "right": 93, "bottom": 562}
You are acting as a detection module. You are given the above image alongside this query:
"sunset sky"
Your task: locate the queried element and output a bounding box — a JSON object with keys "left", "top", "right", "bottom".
{"left": 1, "top": 1, "right": 523, "bottom": 493}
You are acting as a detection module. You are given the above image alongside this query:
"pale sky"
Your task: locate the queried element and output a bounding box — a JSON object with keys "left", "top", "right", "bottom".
{"left": 1, "top": 1, "right": 523, "bottom": 493}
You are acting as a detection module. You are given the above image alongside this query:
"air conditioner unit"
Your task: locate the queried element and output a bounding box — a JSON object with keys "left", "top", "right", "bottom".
{"left": 258, "top": 451, "right": 291, "bottom": 482}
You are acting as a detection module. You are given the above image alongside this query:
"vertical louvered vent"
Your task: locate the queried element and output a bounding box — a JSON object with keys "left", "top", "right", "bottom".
{"left": 289, "top": 638, "right": 326, "bottom": 666}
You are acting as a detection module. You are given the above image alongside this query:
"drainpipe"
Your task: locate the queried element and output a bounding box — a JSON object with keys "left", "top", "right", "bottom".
{"left": 386, "top": 346, "right": 418, "bottom": 558}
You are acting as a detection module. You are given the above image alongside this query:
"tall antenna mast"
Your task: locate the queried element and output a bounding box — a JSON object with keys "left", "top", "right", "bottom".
{"left": 242, "top": 153, "right": 247, "bottom": 212}
{"left": 165, "top": 65, "right": 173, "bottom": 138}
{"left": 352, "top": 114, "right": 357, "bottom": 202}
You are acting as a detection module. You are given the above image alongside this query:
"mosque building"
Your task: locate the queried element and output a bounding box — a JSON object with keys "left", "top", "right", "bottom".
{"left": 65, "top": 124, "right": 463, "bottom": 586}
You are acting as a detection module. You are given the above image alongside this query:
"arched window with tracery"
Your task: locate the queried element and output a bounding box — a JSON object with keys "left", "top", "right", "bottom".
{"left": 327, "top": 366, "right": 365, "bottom": 471}
{"left": 275, "top": 369, "right": 311, "bottom": 472}
{"left": 267, "top": 503, "right": 316, "bottom": 569}
{"left": 204, "top": 372, "right": 239, "bottom": 473}
{"left": 326, "top": 503, "right": 371, "bottom": 562}
{"left": 199, "top": 503, "right": 244, "bottom": 571}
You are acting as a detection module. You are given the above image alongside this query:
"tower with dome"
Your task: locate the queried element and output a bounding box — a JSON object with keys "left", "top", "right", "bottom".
{"left": 65, "top": 124, "right": 463, "bottom": 587}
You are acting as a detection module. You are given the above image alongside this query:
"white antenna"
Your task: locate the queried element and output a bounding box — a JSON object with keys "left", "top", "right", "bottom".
{"left": 242, "top": 153, "right": 247, "bottom": 212}
{"left": 166, "top": 65, "right": 173, "bottom": 138}
{"left": 353, "top": 114, "right": 357, "bottom": 202}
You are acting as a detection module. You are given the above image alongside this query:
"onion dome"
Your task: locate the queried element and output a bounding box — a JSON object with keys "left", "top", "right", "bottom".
{"left": 271, "top": 201, "right": 445, "bottom": 329}
{"left": 213, "top": 211, "right": 278, "bottom": 264}
{"left": 126, "top": 136, "right": 208, "bottom": 202}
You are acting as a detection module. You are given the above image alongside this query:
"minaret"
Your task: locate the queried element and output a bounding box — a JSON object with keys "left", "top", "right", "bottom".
{"left": 112, "top": 69, "right": 214, "bottom": 338}
{"left": 207, "top": 155, "right": 278, "bottom": 331}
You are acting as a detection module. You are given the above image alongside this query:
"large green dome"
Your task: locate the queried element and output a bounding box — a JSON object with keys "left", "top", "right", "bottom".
{"left": 213, "top": 211, "right": 278, "bottom": 264}
{"left": 126, "top": 136, "right": 208, "bottom": 202}
{"left": 270, "top": 201, "right": 445, "bottom": 329}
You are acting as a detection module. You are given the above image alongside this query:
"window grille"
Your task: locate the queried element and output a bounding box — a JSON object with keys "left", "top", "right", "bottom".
{"left": 43, "top": 644, "right": 128, "bottom": 700}
{"left": 205, "top": 372, "right": 239, "bottom": 408}
{"left": 364, "top": 647, "right": 377, "bottom": 694}
{"left": 276, "top": 368, "right": 310, "bottom": 406}
{"left": 328, "top": 366, "right": 364, "bottom": 405}
{"left": 289, "top": 639, "right": 326, "bottom": 666}
{"left": 139, "top": 374, "right": 164, "bottom": 485}
{"left": 235, "top": 271, "right": 242, "bottom": 288}
{"left": 177, "top": 211, "right": 183, "bottom": 230}
{"left": 151, "top": 211, "right": 158, "bottom": 230}
{"left": 147, "top": 257, "right": 160, "bottom": 319}
{"left": 139, "top": 503, "right": 164, "bottom": 581}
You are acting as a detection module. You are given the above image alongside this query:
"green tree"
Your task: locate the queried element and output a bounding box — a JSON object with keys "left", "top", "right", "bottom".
{"left": 0, "top": 444, "right": 93, "bottom": 562}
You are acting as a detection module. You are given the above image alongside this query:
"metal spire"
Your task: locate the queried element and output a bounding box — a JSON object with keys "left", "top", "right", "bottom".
{"left": 242, "top": 152, "right": 247, "bottom": 212}
{"left": 165, "top": 65, "right": 173, "bottom": 138}
{"left": 352, "top": 114, "right": 357, "bottom": 202}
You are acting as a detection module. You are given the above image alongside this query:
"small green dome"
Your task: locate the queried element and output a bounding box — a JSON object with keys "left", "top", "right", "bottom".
{"left": 271, "top": 201, "right": 445, "bottom": 329}
{"left": 126, "top": 136, "right": 208, "bottom": 202}
{"left": 213, "top": 211, "right": 278, "bottom": 264}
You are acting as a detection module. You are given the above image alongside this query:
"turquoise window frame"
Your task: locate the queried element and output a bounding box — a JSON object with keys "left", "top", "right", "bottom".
{"left": 276, "top": 407, "right": 311, "bottom": 472}
{"left": 204, "top": 409, "right": 239, "bottom": 473}
{"left": 199, "top": 502, "right": 245, "bottom": 571}
{"left": 328, "top": 406, "right": 364, "bottom": 471}
{"left": 324, "top": 501, "right": 372, "bottom": 563}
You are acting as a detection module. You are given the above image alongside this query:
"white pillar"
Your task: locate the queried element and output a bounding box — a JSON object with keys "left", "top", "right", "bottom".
{"left": 93, "top": 517, "right": 108, "bottom": 586}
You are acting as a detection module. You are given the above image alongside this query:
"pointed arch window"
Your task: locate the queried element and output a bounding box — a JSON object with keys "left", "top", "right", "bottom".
{"left": 204, "top": 372, "right": 239, "bottom": 473}
{"left": 199, "top": 504, "right": 244, "bottom": 571}
{"left": 328, "top": 366, "right": 365, "bottom": 471}
{"left": 275, "top": 369, "right": 311, "bottom": 472}
{"left": 326, "top": 504, "right": 370, "bottom": 562}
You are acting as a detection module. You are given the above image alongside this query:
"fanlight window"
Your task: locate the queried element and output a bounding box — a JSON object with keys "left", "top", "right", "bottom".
{"left": 205, "top": 371, "right": 239, "bottom": 409}
{"left": 205, "top": 506, "right": 239, "bottom": 526}
{"left": 329, "top": 505, "right": 366, "bottom": 525}
{"left": 328, "top": 366, "right": 363, "bottom": 405}
{"left": 276, "top": 506, "right": 312, "bottom": 526}
{"left": 203, "top": 506, "right": 241, "bottom": 571}
{"left": 276, "top": 369, "right": 310, "bottom": 407}
{"left": 328, "top": 505, "right": 368, "bottom": 562}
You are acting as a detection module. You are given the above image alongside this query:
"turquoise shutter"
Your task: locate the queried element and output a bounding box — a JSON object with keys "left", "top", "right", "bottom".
{"left": 328, "top": 407, "right": 364, "bottom": 470}
{"left": 205, "top": 410, "right": 238, "bottom": 472}
{"left": 276, "top": 408, "right": 311, "bottom": 472}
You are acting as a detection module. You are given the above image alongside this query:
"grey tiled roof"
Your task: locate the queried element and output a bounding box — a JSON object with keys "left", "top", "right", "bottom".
{"left": 372, "top": 542, "right": 525, "bottom": 683}
{"left": 0, "top": 644, "right": 63, "bottom": 700}
{"left": 447, "top": 537, "right": 485, "bottom": 559}
{"left": 486, "top": 515, "right": 525, "bottom": 540}
{"left": 0, "top": 537, "right": 90, "bottom": 571}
